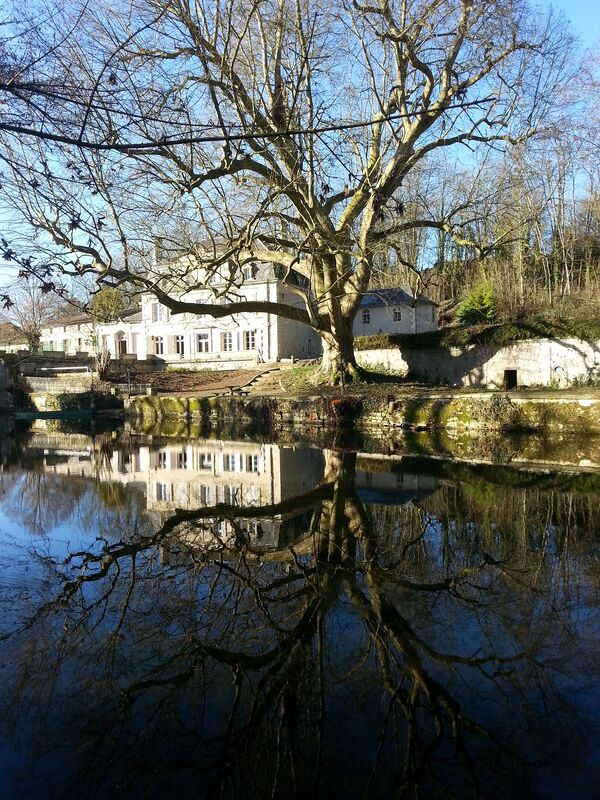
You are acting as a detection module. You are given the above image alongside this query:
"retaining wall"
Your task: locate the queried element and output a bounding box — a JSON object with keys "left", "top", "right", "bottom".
{"left": 356, "top": 337, "right": 600, "bottom": 388}
{"left": 127, "top": 391, "right": 600, "bottom": 436}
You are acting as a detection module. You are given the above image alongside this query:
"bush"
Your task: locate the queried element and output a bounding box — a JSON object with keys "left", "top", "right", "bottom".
{"left": 45, "top": 390, "right": 123, "bottom": 411}
{"left": 457, "top": 282, "right": 498, "bottom": 325}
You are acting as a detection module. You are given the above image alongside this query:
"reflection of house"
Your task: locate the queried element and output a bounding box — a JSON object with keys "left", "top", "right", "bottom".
{"left": 356, "top": 466, "right": 438, "bottom": 504}
{"left": 40, "top": 436, "right": 325, "bottom": 553}
{"left": 9, "top": 431, "right": 442, "bottom": 556}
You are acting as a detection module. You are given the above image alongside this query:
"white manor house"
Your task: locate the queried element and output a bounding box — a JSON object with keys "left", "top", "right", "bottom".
{"left": 0, "top": 261, "right": 438, "bottom": 367}
{"left": 96, "top": 262, "right": 438, "bottom": 368}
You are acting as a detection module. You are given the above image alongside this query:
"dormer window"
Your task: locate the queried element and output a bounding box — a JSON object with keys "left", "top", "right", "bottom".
{"left": 151, "top": 303, "right": 169, "bottom": 323}
{"left": 242, "top": 266, "right": 252, "bottom": 281}
{"left": 362, "top": 309, "right": 371, "bottom": 325}
{"left": 393, "top": 308, "right": 401, "bottom": 321}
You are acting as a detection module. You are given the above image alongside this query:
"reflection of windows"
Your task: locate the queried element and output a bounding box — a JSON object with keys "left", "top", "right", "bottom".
{"left": 362, "top": 309, "right": 370, "bottom": 325}
{"left": 177, "top": 451, "right": 187, "bottom": 469}
{"left": 243, "top": 330, "right": 256, "bottom": 350}
{"left": 196, "top": 333, "right": 210, "bottom": 353}
{"left": 222, "top": 332, "right": 234, "bottom": 352}
{"left": 246, "top": 454, "right": 259, "bottom": 472}
{"left": 175, "top": 335, "right": 185, "bottom": 356}
{"left": 199, "top": 453, "right": 212, "bottom": 470}
{"left": 153, "top": 336, "right": 164, "bottom": 355}
{"left": 157, "top": 451, "right": 167, "bottom": 469}
{"left": 245, "top": 485, "right": 261, "bottom": 505}
{"left": 223, "top": 453, "right": 236, "bottom": 472}
{"left": 393, "top": 307, "right": 401, "bottom": 322}
{"left": 199, "top": 485, "right": 211, "bottom": 505}
{"left": 222, "top": 485, "right": 240, "bottom": 505}
{"left": 155, "top": 482, "right": 172, "bottom": 502}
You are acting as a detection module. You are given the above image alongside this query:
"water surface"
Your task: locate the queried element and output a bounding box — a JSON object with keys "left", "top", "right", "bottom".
{"left": 0, "top": 421, "right": 599, "bottom": 798}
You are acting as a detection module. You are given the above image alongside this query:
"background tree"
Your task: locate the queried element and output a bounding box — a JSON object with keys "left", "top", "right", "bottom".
{"left": 90, "top": 286, "right": 131, "bottom": 324}
{"left": 0, "top": 0, "right": 574, "bottom": 380}
{"left": 0, "top": 278, "right": 65, "bottom": 352}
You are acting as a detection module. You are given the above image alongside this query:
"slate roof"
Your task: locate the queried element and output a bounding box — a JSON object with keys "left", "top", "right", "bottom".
{"left": 122, "top": 309, "right": 142, "bottom": 323}
{"left": 360, "top": 287, "right": 438, "bottom": 308}
{"left": 46, "top": 311, "right": 94, "bottom": 327}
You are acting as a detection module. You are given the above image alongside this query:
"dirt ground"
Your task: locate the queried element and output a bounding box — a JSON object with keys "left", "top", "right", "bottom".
{"left": 107, "top": 366, "right": 256, "bottom": 394}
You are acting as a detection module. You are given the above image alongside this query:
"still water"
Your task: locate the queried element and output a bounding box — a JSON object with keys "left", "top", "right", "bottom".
{"left": 0, "top": 421, "right": 599, "bottom": 798}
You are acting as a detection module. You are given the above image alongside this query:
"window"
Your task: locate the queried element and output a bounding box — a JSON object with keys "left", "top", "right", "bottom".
{"left": 175, "top": 335, "right": 185, "bottom": 356}
{"left": 246, "top": 454, "right": 259, "bottom": 473}
{"left": 431, "top": 305, "right": 436, "bottom": 322}
{"left": 177, "top": 451, "right": 187, "bottom": 469}
{"left": 197, "top": 333, "right": 210, "bottom": 353}
{"left": 223, "top": 453, "right": 236, "bottom": 472}
{"left": 157, "top": 451, "right": 167, "bottom": 469}
{"left": 362, "top": 309, "right": 371, "bottom": 325}
{"left": 222, "top": 332, "right": 234, "bottom": 352}
{"left": 243, "top": 330, "right": 256, "bottom": 350}
{"left": 153, "top": 336, "right": 164, "bottom": 355}
{"left": 393, "top": 307, "right": 401, "bottom": 322}
{"left": 242, "top": 266, "right": 253, "bottom": 281}
{"left": 151, "top": 303, "right": 169, "bottom": 322}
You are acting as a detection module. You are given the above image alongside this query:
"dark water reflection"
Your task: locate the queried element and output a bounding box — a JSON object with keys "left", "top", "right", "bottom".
{"left": 0, "top": 423, "right": 600, "bottom": 798}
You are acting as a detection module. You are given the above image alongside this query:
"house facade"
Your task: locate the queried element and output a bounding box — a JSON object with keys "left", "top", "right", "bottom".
{"left": 97, "top": 263, "right": 322, "bottom": 367}
{"left": 353, "top": 288, "right": 438, "bottom": 337}
{"left": 0, "top": 267, "right": 438, "bottom": 366}
{"left": 40, "top": 313, "right": 95, "bottom": 355}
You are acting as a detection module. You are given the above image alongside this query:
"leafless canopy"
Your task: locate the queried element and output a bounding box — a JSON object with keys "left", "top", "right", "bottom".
{"left": 0, "top": 0, "right": 574, "bottom": 376}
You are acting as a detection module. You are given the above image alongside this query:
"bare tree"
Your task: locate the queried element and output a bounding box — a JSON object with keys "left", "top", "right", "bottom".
{"left": 0, "top": 278, "right": 65, "bottom": 352}
{"left": 0, "top": 0, "right": 574, "bottom": 380}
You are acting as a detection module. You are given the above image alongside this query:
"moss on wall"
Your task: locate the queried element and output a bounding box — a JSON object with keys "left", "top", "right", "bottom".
{"left": 127, "top": 390, "right": 600, "bottom": 437}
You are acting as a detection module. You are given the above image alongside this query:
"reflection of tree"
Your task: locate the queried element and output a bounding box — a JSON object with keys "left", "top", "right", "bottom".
{"left": 1, "top": 452, "right": 600, "bottom": 798}
{"left": 1, "top": 469, "right": 86, "bottom": 534}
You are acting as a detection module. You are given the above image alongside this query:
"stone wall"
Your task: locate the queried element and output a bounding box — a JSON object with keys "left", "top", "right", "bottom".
{"left": 127, "top": 390, "right": 600, "bottom": 436}
{"left": 356, "top": 337, "right": 600, "bottom": 388}
{"left": 19, "top": 373, "right": 94, "bottom": 393}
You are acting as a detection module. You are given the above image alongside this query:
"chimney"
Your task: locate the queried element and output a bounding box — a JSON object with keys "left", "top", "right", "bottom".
{"left": 152, "top": 235, "right": 164, "bottom": 267}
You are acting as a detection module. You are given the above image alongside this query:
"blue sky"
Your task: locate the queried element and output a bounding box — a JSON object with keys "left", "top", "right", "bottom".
{"left": 544, "top": 0, "right": 600, "bottom": 48}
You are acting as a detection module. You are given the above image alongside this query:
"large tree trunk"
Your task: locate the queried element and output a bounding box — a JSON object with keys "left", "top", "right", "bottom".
{"left": 320, "top": 317, "right": 362, "bottom": 385}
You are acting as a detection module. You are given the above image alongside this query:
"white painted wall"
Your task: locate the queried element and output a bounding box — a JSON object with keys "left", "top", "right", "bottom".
{"left": 353, "top": 302, "right": 437, "bottom": 337}
{"left": 40, "top": 321, "right": 95, "bottom": 354}
{"left": 356, "top": 337, "right": 600, "bottom": 388}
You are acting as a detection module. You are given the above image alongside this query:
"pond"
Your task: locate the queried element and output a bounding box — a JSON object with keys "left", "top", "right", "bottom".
{"left": 0, "top": 420, "right": 600, "bottom": 798}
